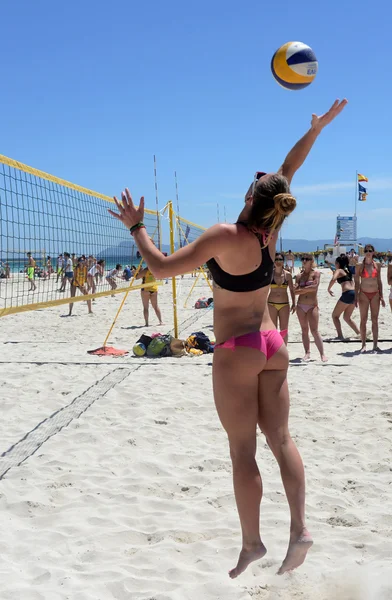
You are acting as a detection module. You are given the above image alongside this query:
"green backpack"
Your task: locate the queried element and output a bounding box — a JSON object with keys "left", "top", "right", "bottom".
{"left": 146, "top": 334, "right": 173, "bottom": 357}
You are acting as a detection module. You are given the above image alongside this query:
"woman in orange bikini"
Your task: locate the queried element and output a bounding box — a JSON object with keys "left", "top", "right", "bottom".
{"left": 355, "top": 244, "right": 385, "bottom": 353}
{"left": 294, "top": 255, "right": 327, "bottom": 362}
{"left": 268, "top": 253, "right": 296, "bottom": 344}
{"left": 109, "top": 99, "right": 346, "bottom": 578}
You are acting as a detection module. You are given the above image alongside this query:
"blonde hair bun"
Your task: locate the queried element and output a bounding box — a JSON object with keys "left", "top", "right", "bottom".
{"left": 273, "top": 193, "right": 296, "bottom": 216}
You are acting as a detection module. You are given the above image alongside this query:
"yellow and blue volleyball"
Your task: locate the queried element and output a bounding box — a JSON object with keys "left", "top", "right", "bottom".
{"left": 271, "top": 42, "right": 318, "bottom": 90}
{"left": 133, "top": 342, "right": 146, "bottom": 357}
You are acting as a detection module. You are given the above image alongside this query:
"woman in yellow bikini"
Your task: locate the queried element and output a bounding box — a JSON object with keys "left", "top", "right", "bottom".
{"left": 135, "top": 267, "right": 163, "bottom": 326}
{"left": 26, "top": 252, "right": 37, "bottom": 291}
{"left": 268, "top": 253, "right": 295, "bottom": 344}
{"left": 68, "top": 257, "right": 93, "bottom": 316}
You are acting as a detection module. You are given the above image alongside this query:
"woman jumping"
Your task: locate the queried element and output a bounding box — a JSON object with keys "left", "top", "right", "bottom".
{"left": 294, "top": 255, "right": 327, "bottom": 362}
{"left": 355, "top": 244, "right": 385, "bottom": 353}
{"left": 328, "top": 255, "right": 359, "bottom": 339}
{"left": 268, "top": 253, "right": 296, "bottom": 344}
{"left": 109, "top": 100, "right": 346, "bottom": 577}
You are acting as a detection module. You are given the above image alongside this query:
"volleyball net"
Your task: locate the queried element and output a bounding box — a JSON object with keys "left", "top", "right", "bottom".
{"left": 173, "top": 215, "right": 212, "bottom": 308}
{"left": 0, "top": 154, "right": 161, "bottom": 317}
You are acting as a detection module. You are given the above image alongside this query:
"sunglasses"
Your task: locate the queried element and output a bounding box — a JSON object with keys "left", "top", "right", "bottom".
{"left": 301, "top": 257, "right": 312, "bottom": 261}
{"left": 365, "top": 249, "right": 373, "bottom": 253}
{"left": 251, "top": 171, "right": 267, "bottom": 196}
{"left": 275, "top": 257, "right": 284, "bottom": 262}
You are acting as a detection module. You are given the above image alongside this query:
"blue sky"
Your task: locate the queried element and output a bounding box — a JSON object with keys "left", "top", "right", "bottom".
{"left": 1, "top": 0, "right": 391, "bottom": 242}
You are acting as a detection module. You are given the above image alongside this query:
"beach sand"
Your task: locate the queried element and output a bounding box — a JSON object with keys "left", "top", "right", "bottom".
{"left": 0, "top": 270, "right": 391, "bottom": 600}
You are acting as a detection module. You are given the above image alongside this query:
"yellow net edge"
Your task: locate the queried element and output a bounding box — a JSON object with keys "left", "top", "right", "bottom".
{"left": 0, "top": 153, "right": 158, "bottom": 215}
{"left": 0, "top": 281, "right": 162, "bottom": 318}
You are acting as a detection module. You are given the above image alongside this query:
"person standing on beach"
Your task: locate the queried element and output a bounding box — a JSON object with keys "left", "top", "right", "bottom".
{"left": 285, "top": 250, "right": 295, "bottom": 274}
{"left": 268, "top": 253, "right": 296, "bottom": 344}
{"left": 355, "top": 244, "right": 385, "bottom": 353}
{"left": 135, "top": 267, "right": 163, "bottom": 326}
{"left": 388, "top": 258, "right": 392, "bottom": 312}
{"left": 26, "top": 252, "right": 37, "bottom": 291}
{"left": 328, "top": 255, "right": 359, "bottom": 339}
{"left": 56, "top": 254, "right": 64, "bottom": 283}
{"left": 348, "top": 249, "right": 358, "bottom": 277}
{"left": 68, "top": 257, "right": 93, "bottom": 316}
{"left": 294, "top": 255, "right": 326, "bottom": 361}
{"left": 87, "top": 259, "right": 105, "bottom": 295}
{"left": 109, "top": 99, "right": 347, "bottom": 578}
{"left": 59, "top": 252, "right": 74, "bottom": 292}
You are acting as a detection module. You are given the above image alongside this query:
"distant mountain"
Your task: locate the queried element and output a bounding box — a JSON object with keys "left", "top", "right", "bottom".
{"left": 97, "top": 237, "right": 392, "bottom": 257}
{"left": 97, "top": 239, "right": 171, "bottom": 258}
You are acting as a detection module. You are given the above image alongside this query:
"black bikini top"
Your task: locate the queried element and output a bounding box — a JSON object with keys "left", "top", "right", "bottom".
{"left": 206, "top": 222, "right": 274, "bottom": 292}
{"left": 337, "top": 272, "right": 352, "bottom": 284}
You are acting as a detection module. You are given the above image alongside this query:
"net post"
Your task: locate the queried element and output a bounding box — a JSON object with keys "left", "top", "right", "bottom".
{"left": 169, "top": 201, "right": 179, "bottom": 338}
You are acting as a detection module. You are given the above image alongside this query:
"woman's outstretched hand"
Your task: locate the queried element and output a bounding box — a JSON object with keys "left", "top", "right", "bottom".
{"left": 311, "top": 99, "right": 348, "bottom": 132}
{"left": 108, "top": 188, "right": 145, "bottom": 230}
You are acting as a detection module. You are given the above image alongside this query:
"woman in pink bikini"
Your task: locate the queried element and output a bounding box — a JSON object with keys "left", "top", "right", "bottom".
{"left": 109, "top": 99, "right": 347, "bottom": 578}
{"left": 294, "top": 255, "right": 327, "bottom": 362}
{"left": 355, "top": 244, "right": 385, "bottom": 352}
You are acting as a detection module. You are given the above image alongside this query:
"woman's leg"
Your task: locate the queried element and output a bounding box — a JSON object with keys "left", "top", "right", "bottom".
{"left": 213, "top": 347, "right": 267, "bottom": 579}
{"left": 358, "top": 293, "right": 370, "bottom": 352}
{"left": 141, "top": 290, "right": 150, "bottom": 326}
{"left": 308, "top": 307, "right": 327, "bottom": 361}
{"left": 268, "top": 303, "right": 278, "bottom": 329}
{"left": 343, "top": 303, "right": 360, "bottom": 335}
{"left": 369, "top": 294, "right": 381, "bottom": 351}
{"left": 150, "top": 292, "right": 163, "bottom": 324}
{"left": 258, "top": 347, "right": 312, "bottom": 575}
{"left": 68, "top": 284, "right": 77, "bottom": 315}
{"left": 277, "top": 305, "right": 290, "bottom": 345}
{"left": 296, "top": 307, "right": 311, "bottom": 360}
{"left": 80, "top": 285, "right": 93, "bottom": 314}
{"left": 332, "top": 301, "right": 347, "bottom": 339}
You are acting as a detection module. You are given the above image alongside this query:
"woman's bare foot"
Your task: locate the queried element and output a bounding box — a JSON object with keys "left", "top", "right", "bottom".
{"left": 229, "top": 542, "right": 267, "bottom": 579}
{"left": 303, "top": 352, "right": 311, "bottom": 362}
{"left": 321, "top": 355, "right": 328, "bottom": 362}
{"left": 360, "top": 345, "right": 367, "bottom": 354}
{"left": 278, "top": 529, "right": 313, "bottom": 575}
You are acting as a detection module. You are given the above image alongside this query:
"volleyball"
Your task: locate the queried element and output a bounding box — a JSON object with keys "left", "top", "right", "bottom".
{"left": 133, "top": 342, "right": 146, "bottom": 357}
{"left": 271, "top": 42, "right": 318, "bottom": 90}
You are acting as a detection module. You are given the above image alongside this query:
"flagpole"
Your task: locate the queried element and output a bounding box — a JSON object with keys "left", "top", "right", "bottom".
{"left": 354, "top": 170, "right": 358, "bottom": 251}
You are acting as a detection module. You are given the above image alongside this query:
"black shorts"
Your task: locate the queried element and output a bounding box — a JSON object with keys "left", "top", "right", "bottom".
{"left": 340, "top": 290, "right": 355, "bottom": 304}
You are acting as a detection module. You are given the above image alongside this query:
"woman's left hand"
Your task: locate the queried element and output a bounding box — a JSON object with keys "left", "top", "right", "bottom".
{"left": 291, "top": 304, "right": 296, "bottom": 314}
{"left": 381, "top": 297, "right": 386, "bottom": 308}
{"left": 108, "top": 188, "right": 145, "bottom": 229}
{"left": 328, "top": 290, "right": 334, "bottom": 296}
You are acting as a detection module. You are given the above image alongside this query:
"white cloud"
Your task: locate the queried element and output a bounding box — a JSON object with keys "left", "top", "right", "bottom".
{"left": 293, "top": 178, "right": 392, "bottom": 195}
{"left": 219, "top": 178, "right": 392, "bottom": 200}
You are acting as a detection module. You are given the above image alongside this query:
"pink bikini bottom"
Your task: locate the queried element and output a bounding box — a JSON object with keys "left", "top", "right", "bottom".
{"left": 215, "top": 329, "right": 286, "bottom": 360}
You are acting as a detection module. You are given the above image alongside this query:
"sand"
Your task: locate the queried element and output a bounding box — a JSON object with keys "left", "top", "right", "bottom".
{"left": 0, "top": 270, "right": 391, "bottom": 600}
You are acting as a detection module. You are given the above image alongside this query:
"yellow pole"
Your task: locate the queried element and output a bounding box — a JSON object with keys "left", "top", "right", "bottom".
{"left": 102, "top": 288, "right": 132, "bottom": 347}
{"left": 184, "top": 270, "right": 201, "bottom": 308}
{"left": 169, "top": 201, "right": 179, "bottom": 338}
